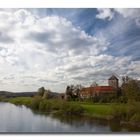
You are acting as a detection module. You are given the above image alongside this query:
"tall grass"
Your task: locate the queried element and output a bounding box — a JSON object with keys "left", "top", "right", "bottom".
{"left": 8, "top": 97, "right": 32, "bottom": 107}
{"left": 7, "top": 97, "right": 85, "bottom": 116}
{"left": 111, "top": 102, "right": 140, "bottom": 123}
{"left": 5, "top": 96, "right": 140, "bottom": 123}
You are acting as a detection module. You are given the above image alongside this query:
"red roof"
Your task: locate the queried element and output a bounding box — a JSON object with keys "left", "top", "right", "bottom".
{"left": 81, "top": 86, "right": 113, "bottom": 94}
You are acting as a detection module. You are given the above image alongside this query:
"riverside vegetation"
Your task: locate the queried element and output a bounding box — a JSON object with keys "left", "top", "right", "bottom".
{"left": 0, "top": 77, "right": 140, "bottom": 128}
{"left": 1, "top": 96, "right": 140, "bottom": 128}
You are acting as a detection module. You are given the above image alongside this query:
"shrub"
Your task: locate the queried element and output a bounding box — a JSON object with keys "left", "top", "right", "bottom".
{"left": 39, "top": 99, "right": 67, "bottom": 112}
{"left": 31, "top": 96, "right": 42, "bottom": 110}
{"left": 61, "top": 103, "right": 84, "bottom": 115}
{"left": 117, "top": 96, "right": 128, "bottom": 103}
{"left": 111, "top": 102, "right": 140, "bottom": 122}
{"left": 8, "top": 97, "right": 32, "bottom": 107}
{"left": 39, "top": 99, "right": 48, "bottom": 111}
{"left": 0, "top": 96, "right": 6, "bottom": 101}
{"left": 37, "top": 87, "right": 45, "bottom": 96}
{"left": 111, "top": 104, "right": 127, "bottom": 120}
{"left": 130, "top": 113, "right": 140, "bottom": 122}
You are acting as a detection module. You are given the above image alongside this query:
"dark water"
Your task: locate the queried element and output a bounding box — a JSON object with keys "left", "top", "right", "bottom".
{"left": 0, "top": 102, "right": 138, "bottom": 133}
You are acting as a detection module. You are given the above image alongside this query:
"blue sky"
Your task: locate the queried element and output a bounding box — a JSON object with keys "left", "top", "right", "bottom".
{"left": 0, "top": 8, "right": 140, "bottom": 92}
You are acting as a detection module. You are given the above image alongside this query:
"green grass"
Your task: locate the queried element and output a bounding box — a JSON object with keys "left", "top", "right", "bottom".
{"left": 6, "top": 97, "right": 85, "bottom": 116}
{"left": 68, "top": 101, "right": 113, "bottom": 117}
{"left": 81, "top": 104, "right": 112, "bottom": 116}
{"left": 8, "top": 97, "right": 33, "bottom": 107}
{"left": 3, "top": 97, "right": 140, "bottom": 123}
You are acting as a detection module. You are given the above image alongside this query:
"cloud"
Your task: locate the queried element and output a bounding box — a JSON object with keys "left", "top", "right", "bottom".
{"left": 0, "top": 9, "right": 110, "bottom": 92}
{"left": 115, "top": 8, "right": 140, "bottom": 18}
{"left": 0, "top": 31, "right": 14, "bottom": 43}
{"left": 25, "top": 16, "right": 109, "bottom": 56}
{"left": 114, "top": 9, "right": 140, "bottom": 27}
{"left": 96, "top": 8, "right": 114, "bottom": 21}
{"left": 96, "top": 8, "right": 140, "bottom": 27}
{"left": 0, "top": 8, "right": 139, "bottom": 92}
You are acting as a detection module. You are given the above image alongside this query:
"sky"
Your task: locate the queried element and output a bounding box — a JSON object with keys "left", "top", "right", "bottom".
{"left": 0, "top": 8, "right": 140, "bottom": 92}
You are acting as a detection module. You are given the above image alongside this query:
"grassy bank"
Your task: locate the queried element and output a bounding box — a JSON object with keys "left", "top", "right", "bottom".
{"left": 64, "top": 101, "right": 113, "bottom": 119}
{"left": 1, "top": 96, "right": 140, "bottom": 126}
{"left": 7, "top": 97, "right": 113, "bottom": 118}
{"left": 6, "top": 96, "right": 84, "bottom": 116}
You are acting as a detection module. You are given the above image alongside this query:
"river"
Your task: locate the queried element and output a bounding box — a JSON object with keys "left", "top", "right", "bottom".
{"left": 0, "top": 102, "right": 138, "bottom": 133}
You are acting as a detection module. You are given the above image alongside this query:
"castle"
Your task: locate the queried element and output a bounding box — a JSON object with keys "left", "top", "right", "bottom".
{"left": 80, "top": 75, "right": 119, "bottom": 99}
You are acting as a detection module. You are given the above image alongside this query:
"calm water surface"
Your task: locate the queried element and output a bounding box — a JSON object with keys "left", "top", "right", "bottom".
{"left": 0, "top": 102, "right": 137, "bottom": 133}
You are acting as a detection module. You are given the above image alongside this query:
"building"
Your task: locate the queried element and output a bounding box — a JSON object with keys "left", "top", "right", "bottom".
{"left": 108, "top": 75, "right": 119, "bottom": 89}
{"left": 80, "top": 75, "right": 119, "bottom": 99}
{"left": 80, "top": 86, "right": 115, "bottom": 99}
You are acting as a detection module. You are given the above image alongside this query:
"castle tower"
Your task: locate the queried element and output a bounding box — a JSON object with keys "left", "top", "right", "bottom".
{"left": 108, "top": 75, "right": 119, "bottom": 89}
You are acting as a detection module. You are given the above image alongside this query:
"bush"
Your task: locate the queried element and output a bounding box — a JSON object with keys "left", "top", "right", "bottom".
{"left": 130, "top": 113, "right": 140, "bottom": 122}
{"left": 37, "top": 87, "right": 45, "bottom": 96}
{"left": 39, "top": 99, "right": 66, "bottom": 112}
{"left": 111, "top": 102, "right": 140, "bottom": 122}
{"left": 31, "top": 96, "right": 42, "bottom": 110}
{"left": 0, "top": 96, "right": 6, "bottom": 101}
{"left": 117, "top": 96, "right": 128, "bottom": 103}
{"left": 8, "top": 97, "right": 32, "bottom": 107}
{"left": 111, "top": 104, "right": 127, "bottom": 120}
{"left": 61, "top": 103, "right": 84, "bottom": 115}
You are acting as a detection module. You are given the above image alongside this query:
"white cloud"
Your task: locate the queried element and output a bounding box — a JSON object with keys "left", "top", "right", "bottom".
{"left": 115, "top": 8, "right": 140, "bottom": 27}
{"left": 0, "top": 9, "right": 139, "bottom": 92}
{"left": 96, "top": 8, "right": 114, "bottom": 21}
{"left": 115, "top": 8, "right": 140, "bottom": 18}
{"left": 96, "top": 8, "right": 140, "bottom": 27}
{"left": 0, "top": 9, "right": 110, "bottom": 92}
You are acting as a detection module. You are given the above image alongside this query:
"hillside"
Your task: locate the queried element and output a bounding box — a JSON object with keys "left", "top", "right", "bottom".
{"left": 0, "top": 91, "right": 37, "bottom": 98}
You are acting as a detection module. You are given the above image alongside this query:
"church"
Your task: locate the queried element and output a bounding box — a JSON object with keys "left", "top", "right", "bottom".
{"left": 80, "top": 75, "right": 119, "bottom": 99}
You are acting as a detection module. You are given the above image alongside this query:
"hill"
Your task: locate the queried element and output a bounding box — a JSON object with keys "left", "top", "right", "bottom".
{"left": 0, "top": 91, "right": 37, "bottom": 98}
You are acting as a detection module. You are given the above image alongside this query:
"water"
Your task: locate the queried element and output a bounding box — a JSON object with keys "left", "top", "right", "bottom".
{"left": 0, "top": 102, "right": 137, "bottom": 133}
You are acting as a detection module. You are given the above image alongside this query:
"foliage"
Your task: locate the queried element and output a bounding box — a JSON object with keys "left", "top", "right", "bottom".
{"left": 65, "top": 85, "right": 82, "bottom": 100}
{"left": 31, "top": 96, "right": 42, "bottom": 110}
{"left": 111, "top": 102, "right": 140, "bottom": 122}
{"left": 39, "top": 99, "right": 66, "bottom": 111}
{"left": 37, "top": 87, "right": 45, "bottom": 96}
{"left": 5, "top": 96, "right": 85, "bottom": 116}
{"left": 80, "top": 103, "right": 112, "bottom": 117}
{"left": 61, "top": 102, "right": 84, "bottom": 115}
{"left": 8, "top": 97, "right": 32, "bottom": 107}
{"left": 0, "top": 96, "right": 6, "bottom": 102}
{"left": 95, "top": 92, "right": 118, "bottom": 103}
{"left": 122, "top": 80, "right": 140, "bottom": 102}
{"left": 130, "top": 113, "right": 140, "bottom": 122}
{"left": 4, "top": 95, "right": 140, "bottom": 123}
{"left": 117, "top": 96, "right": 128, "bottom": 103}
{"left": 111, "top": 103, "right": 127, "bottom": 120}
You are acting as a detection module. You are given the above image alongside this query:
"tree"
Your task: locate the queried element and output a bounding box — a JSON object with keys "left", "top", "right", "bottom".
{"left": 37, "top": 87, "right": 45, "bottom": 96}
{"left": 122, "top": 76, "right": 132, "bottom": 85}
{"left": 90, "top": 82, "right": 98, "bottom": 87}
{"left": 65, "top": 84, "right": 82, "bottom": 100}
{"left": 122, "top": 80, "right": 140, "bottom": 102}
{"left": 42, "top": 90, "right": 51, "bottom": 99}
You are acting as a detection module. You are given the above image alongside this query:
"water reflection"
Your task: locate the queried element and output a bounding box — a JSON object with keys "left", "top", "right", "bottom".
{"left": 0, "top": 102, "right": 139, "bottom": 133}
{"left": 0, "top": 102, "right": 110, "bottom": 132}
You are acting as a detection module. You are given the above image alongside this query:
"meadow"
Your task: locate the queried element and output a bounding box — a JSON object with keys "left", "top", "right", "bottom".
{"left": 1, "top": 96, "right": 139, "bottom": 127}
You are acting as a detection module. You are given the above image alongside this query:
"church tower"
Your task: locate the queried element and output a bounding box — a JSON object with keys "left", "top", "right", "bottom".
{"left": 108, "top": 75, "right": 119, "bottom": 89}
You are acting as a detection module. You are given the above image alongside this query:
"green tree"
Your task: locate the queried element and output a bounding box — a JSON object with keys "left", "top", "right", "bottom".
{"left": 65, "top": 85, "right": 82, "bottom": 100}
{"left": 37, "top": 87, "right": 45, "bottom": 96}
{"left": 122, "top": 80, "right": 140, "bottom": 102}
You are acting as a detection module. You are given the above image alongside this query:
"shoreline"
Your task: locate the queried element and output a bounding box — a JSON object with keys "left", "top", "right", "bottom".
{"left": 0, "top": 96, "right": 140, "bottom": 131}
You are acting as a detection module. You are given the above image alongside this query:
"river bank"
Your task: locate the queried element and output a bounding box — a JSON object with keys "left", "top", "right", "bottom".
{"left": 1, "top": 96, "right": 140, "bottom": 130}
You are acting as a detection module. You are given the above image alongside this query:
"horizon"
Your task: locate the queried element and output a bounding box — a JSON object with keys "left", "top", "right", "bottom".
{"left": 0, "top": 8, "right": 140, "bottom": 92}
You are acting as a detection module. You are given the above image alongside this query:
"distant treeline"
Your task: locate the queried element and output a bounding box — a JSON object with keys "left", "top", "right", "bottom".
{"left": 0, "top": 91, "right": 37, "bottom": 98}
